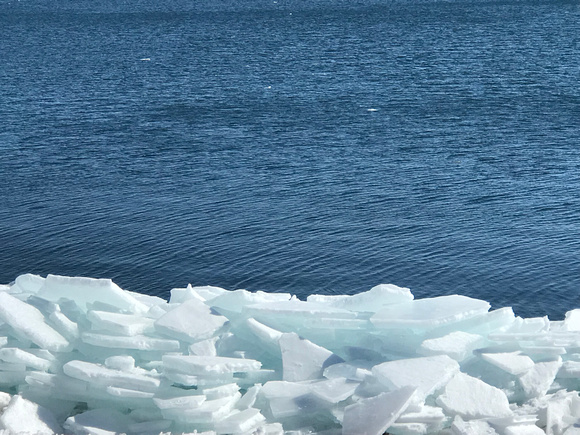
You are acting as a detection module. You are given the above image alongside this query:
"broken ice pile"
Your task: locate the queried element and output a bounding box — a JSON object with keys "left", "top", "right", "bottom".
{"left": 2, "top": 275, "right": 580, "bottom": 434}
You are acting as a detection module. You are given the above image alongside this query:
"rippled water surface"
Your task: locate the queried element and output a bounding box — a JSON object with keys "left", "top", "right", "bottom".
{"left": 1, "top": 0, "right": 579, "bottom": 318}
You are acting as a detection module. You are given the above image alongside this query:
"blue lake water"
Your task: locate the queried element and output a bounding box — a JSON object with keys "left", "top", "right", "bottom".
{"left": 1, "top": 0, "right": 579, "bottom": 319}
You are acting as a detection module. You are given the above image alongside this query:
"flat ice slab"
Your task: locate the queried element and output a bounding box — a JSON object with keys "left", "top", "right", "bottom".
{"left": 0, "top": 292, "right": 70, "bottom": 352}
{"left": 418, "top": 331, "right": 484, "bottom": 361}
{"left": 63, "top": 360, "right": 160, "bottom": 392}
{"left": 372, "top": 355, "right": 460, "bottom": 400}
{"left": 162, "top": 355, "right": 261, "bottom": 375}
{"left": 371, "top": 295, "right": 491, "bottom": 329}
{"left": 342, "top": 386, "right": 417, "bottom": 435}
{"left": 37, "top": 274, "right": 147, "bottom": 313}
{"left": 436, "top": 372, "right": 512, "bottom": 419}
{"left": 480, "top": 351, "right": 535, "bottom": 375}
{"left": 307, "top": 283, "right": 413, "bottom": 312}
{"left": 155, "top": 298, "right": 228, "bottom": 342}
{"left": 279, "top": 332, "right": 340, "bottom": 381}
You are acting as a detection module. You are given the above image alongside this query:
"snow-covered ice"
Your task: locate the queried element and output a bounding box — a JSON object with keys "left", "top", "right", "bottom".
{"left": 1, "top": 273, "right": 580, "bottom": 434}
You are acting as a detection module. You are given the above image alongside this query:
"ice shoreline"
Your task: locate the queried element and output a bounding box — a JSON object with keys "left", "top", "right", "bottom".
{"left": 0, "top": 273, "right": 579, "bottom": 434}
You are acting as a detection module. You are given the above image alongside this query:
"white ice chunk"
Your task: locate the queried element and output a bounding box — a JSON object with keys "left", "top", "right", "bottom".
{"left": 189, "top": 337, "right": 218, "bottom": 356}
{"left": 342, "top": 386, "right": 417, "bottom": 435}
{"left": 162, "top": 371, "right": 204, "bottom": 386}
{"left": 558, "top": 360, "right": 580, "bottom": 378}
{"left": 104, "top": 355, "right": 135, "bottom": 371}
{"left": 371, "top": 295, "right": 490, "bottom": 330}
{"left": 146, "top": 304, "right": 170, "bottom": 319}
{"left": 280, "top": 332, "right": 341, "bottom": 382}
{"left": 544, "top": 390, "right": 580, "bottom": 434}
{"left": 162, "top": 355, "right": 261, "bottom": 376}
{"left": 418, "top": 331, "right": 484, "bottom": 361}
{"left": 0, "top": 292, "right": 70, "bottom": 352}
{"left": 214, "top": 408, "right": 266, "bottom": 434}
{"left": 451, "top": 416, "right": 498, "bottom": 434}
{"left": 11, "top": 274, "right": 46, "bottom": 295}
{"left": 155, "top": 298, "right": 228, "bottom": 343}
{"left": 309, "top": 377, "right": 359, "bottom": 403}
{"left": 503, "top": 426, "right": 545, "bottom": 435}
{"left": 106, "top": 386, "right": 156, "bottom": 398}
{"left": 442, "top": 306, "right": 515, "bottom": 338}
{"left": 259, "top": 423, "right": 284, "bottom": 434}
{"left": 63, "top": 408, "right": 133, "bottom": 435}
{"left": 63, "top": 360, "right": 160, "bottom": 392}
{"left": 0, "top": 336, "right": 7, "bottom": 347}
{"left": 564, "top": 310, "right": 580, "bottom": 331}
{"left": 372, "top": 355, "right": 460, "bottom": 400}
{"left": 236, "top": 385, "right": 261, "bottom": 410}
{"left": 436, "top": 372, "right": 512, "bottom": 419}
{"left": 209, "top": 289, "right": 291, "bottom": 313}
{"left": 87, "top": 310, "right": 155, "bottom": 335}
{"left": 153, "top": 394, "right": 207, "bottom": 410}
{"left": 323, "top": 362, "right": 371, "bottom": 382}
{"left": 518, "top": 358, "right": 562, "bottom": 399}
{"left": 37, "top": 274, "right": 147, "bottom": 313}
{"left": 81, "top": 332, "right": 180, "bottom": 351}
{"left": 200, "top": 383, "right": 240, "bottom": 400}
{"left": 307, "top": 284, "right": 413, "bottom": 312}
{"left": 125, "top": 290, "right": 168, "bottom": 308}
{"left": 0, "top": 347, "right": 52, "bottom": 371}
{"left": 170, "top": 284, "right": 227, "bottom": 304}
{"left": 246, "top": 318, "right": 283, "bottom": 344}
{"left": 243, "top": 299, "right": 358, "bottom": 319}
{"left": 161, "top": 393, "right": 241, "bottom": 424}
{"left": 191, "top": 285, "right": 228, "bottom": 300}
{"left": 489, "top": 316, "right": 550, "bottom": 341}
{"left": 0, "top": 392, "right": 11, "bottom": 409}
{"left": 388, "top": 421, "right": 432, "bottom": 434}
{"left": 397, "top": 405, "right": 446, "bottom": 424}
{"left": 260, "top": 381, "right": 312, "bottom": 400}
{"left": 0, "top": 395, "right": 61, "bottom": 434}
{"left": 128, "top": 419, "right": 172, "bottom": 434}
{"left": 48, "top": 308, "right": 80, "bottom": 340}
{"left": 480, "top": 352, "right": 536, "bottom": 375}
{"left": 169, "top": 285, "right": 204, "bottom": 304}
{"left": 25, "top": 372, "right": 90, "bottom": 396}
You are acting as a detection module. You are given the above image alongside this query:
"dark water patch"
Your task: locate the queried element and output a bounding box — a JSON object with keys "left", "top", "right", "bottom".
{"left": 1, "top": 0, "right": 580, "bottom": 319}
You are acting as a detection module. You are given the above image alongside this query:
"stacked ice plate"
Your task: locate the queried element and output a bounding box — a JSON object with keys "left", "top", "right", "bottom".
{"left": 0, "top": 274, "right": 580, "bottom": 434}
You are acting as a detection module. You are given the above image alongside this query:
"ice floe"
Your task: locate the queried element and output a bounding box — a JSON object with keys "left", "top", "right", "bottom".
{"left": 1, "top": 274, "right": 580, "bottom": 433}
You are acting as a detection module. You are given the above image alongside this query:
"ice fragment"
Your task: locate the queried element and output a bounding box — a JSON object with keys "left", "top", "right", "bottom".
{"left": 0, "top": 395, "right": 61, "bottom": 434}
{"left": 307, "top": 283, "right": 413, "bottom": 312}
{"left": 481, "top": 351, "right": 536, "bottom": 376}
{"left": 63, "top": 360, "right": 160, "bottom": 392}
{"left": 436, "top": 372, "right": 512, "bottom": 419}
{"left": 155, "top": 298, "right": 228, "bottom": 343}
{"left": 342, "top": 386, "right": 417, "bottom": 435}
{"left": 0, "top": 292, "right": 70, "bottom": 352}
{"left": 418, "top": 331, "right": 484, "bottom": 361}
{"left": 162, "top": 355, "right": 261, "bottom": 375}
{"left": 214, "top": 408, "right": 266, "bottom": 434}
{"left": 371, "top": 295, "right": 490, "bottom": 330}
{"left": 38, "top": 274, "right": 147, "bottom": 313}
{"left": 518, "top": 358, "right": 562, "bottom": 399}
{"left": 372, "top": 355, "right": 459, "bottom": 400}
